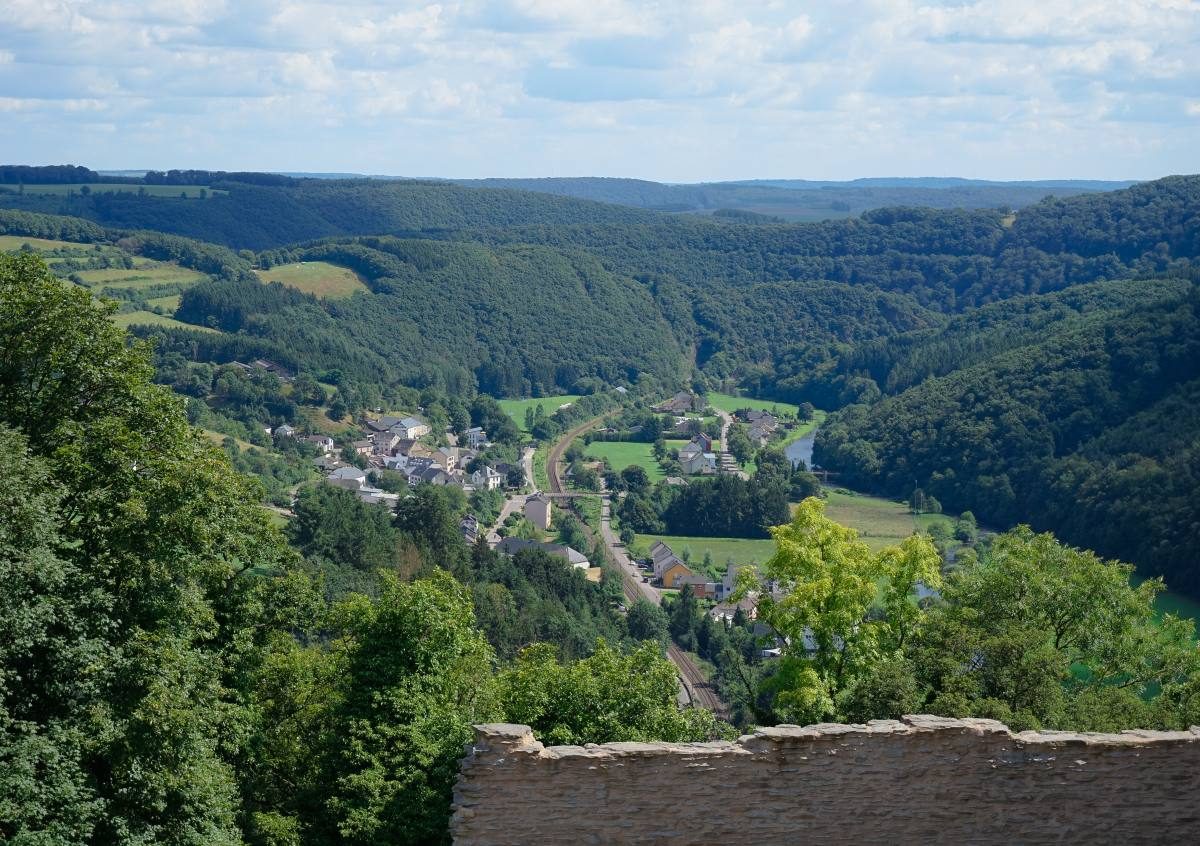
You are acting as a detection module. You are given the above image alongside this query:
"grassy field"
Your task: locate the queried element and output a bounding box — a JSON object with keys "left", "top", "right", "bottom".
{"left": 76, "top": 265, "right": 208, "bottom": 289}
{"left": 0, "top": 234, "right": 90, "bottom": 251}
{"left": 533, "top": 443, "right": 551, "bottom": 490}
{"left": 820, "top": 489, "right": 954, "bottom": 551}
{"left": 112, "top": 311, "right": 219, "bottom": 333}
{"left": 145, "top": 294, "right": 182, "bottom": 311}
{"left": 631, "top": 533, "right": 776, "bottom": 569}
{"left": 499, "top": 395, "right": 584, "bottom": 433}
{"left": 9, "top": 183, "right": 218, "bottom": 197}
{"left": 707, "top": 391, "right": 802, "bottom": 417}
{"left": 255, "top": 261, "right": 369, "bottom": 299}
{"left": 584, "top": 441, "right": 664, "bottom": 481}
{"left": 296, "top": 405, "right": 355, "bottom": 433}
{"left": 574, "top": 496, "right": 603, "bottom": 534}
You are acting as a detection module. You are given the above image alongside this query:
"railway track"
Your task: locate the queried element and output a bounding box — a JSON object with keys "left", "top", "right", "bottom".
{"left": 546, "top": 411, "right": 729, "bottom": 718}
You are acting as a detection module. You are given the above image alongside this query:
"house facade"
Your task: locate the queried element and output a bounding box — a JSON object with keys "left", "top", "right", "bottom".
{"left": 524, "top": 493, "right": 552, "bottom": 529}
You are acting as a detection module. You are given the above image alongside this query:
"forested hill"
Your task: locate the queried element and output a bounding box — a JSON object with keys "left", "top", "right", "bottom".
{"left": 816, "top": 279, "right": 1200, "bottom": 595}
{"left": 2, "top": 173, "right": 1198, "bottom": 596}
{"left": 0, "top": 178, "right": 661, "bottom": 250}
{"left": 452, "top": 176, "right": 1129, "bottom": 219}
{"left": 173, "top": 238, "right": 690, "bottom": 395}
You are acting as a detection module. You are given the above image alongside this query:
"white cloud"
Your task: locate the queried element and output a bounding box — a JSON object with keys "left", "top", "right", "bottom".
{"left": 0, "top": 0, "right": 1194, "bottom": 178}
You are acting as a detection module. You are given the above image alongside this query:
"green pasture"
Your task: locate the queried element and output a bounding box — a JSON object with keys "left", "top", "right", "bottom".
{"left": 631, "top": 534, "right": 776, "bottom": 570}
{"left": 706, "top": 391, "right": 802, "bottom": 417}
{"left": 499, "top": 395, "right": 584, "bottom": 433}
{"left": 255, "top": 261, "right": 369, "bottom": 299}
{"left": 584, "top": 441, "right": 664, "bottom": 482}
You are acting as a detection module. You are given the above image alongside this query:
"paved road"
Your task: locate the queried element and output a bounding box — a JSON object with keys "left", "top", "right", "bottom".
{"left": 712, "top": 406, "right": 747, "bottom": 478}
{"left": 520, "top": 445, "right": 534, "bottom": 489}
{"left": 486, "top": 493, "right": 526, "bottom": 548}
{"left": 548, "top": 409, "right": 728, "bottom": 717}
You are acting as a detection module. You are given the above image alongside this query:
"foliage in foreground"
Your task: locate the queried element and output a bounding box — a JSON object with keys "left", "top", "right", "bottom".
{"left": 741, "top": 498, "right": 1200, "bottom": 731}
{"left": 0, "top": 255, "right": 718, "bottom": 845}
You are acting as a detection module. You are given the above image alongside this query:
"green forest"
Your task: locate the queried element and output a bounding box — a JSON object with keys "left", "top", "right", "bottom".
{"left": 1, "top": 173, "right": 1198, "bottom": 602}
{"left": 7, "top": 162, "right": 1200, "bottom": 840}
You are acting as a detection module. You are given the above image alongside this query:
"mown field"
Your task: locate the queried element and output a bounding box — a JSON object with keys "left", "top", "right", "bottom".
{"left": 255, "top": 261, "right": 369, "bottom": 299}
{"left": 707, "top": 391, "right": 802, "bottom": 417}
{"left": 583, "top": 441, "right": 664, "bottom": 481}
{"left": 76, "top": 264, "right": 209, "bottom": 290}
{"left": 817, "top": 489, "right": 955, "bottom": 552}
{"left": 0, "top": 234, "right": 89, "bottom": 251}
{"left": 498, "top": 395, "right": 583, "bottom": 433}
{"left": 631, "top": 534, "right": 776, "bottom": 570}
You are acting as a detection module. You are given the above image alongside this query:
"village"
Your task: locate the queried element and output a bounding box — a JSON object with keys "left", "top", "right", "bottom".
{"left": 266, "top": 388, "right": 794, "bottom": 648}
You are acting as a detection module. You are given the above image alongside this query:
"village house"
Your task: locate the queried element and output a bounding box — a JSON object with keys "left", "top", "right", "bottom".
{"left": 326, "top": 466, "right": 367, "bottom": 492}
{"left": 464, "top": 426, "right": 489, "bottom": 449}
{"left": 436, "top": 446, "right": 461, "bottom": 470}
{"left": 273, "top": 423, "right": 296, "bottom": 438}
{"left": 677, "top": 575, "right": 719, "bottom": 599}
{"left": 660, "top": 559, "right": 696, "bottom": 589}
{"left": 709, "top": 594, "right": 758, "bottom": 624}
{"left": 372, "top": 431, "right": 402, "bottom": 455}
{"left": 655, "top": 390, "right": 703, "bottom": 414}
{"left": 394, "top": 415, "right": 430, "bottom": 440}
{"left": 356, "top": 487, "right": 400, "bottom": 509}
{"left": 251, "top": 358, "right": 293, "bottom": 380}
{"left": 497, "top": 537, "right": 590, "bottom": 569}
{"left": 312, "top": 455, "right": 344, "bottom": 473}
{"left": 351, "top": 438, "right": 373, "bottom": 457}
{"left": 412, "top": 465, "right": 450, "bottom": 486}
{"left": 366, "top": 414, "right": 403, "bottom": 434}
{"left": 524, "top": 492, "right": 552, "bottom": 530}
{"left": 493, "top": 461, "right": 522, "bottom": 487}
{"left": 677, "top": 437, "right": 717, "bottom": 475}
{"left": 747, "top": 424, "right": 772, "bottom": 447}
{"left": 461, "top": 514, "right": 480, "bottom": 545}
{"left": 471, "top": 465, "right": 503, "bottom": 491}
{"left": 302, "top": 434, "right": 335, "bottom": 454}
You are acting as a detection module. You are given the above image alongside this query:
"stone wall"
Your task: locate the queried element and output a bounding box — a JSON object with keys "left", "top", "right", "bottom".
{"left": 451, "top": 716, "right": 1200, "bottom": 844}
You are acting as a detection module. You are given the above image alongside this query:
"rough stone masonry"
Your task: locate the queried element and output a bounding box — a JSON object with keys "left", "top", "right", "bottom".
{"left": 450, "top": 715, "right": 1200, "bottom": 845}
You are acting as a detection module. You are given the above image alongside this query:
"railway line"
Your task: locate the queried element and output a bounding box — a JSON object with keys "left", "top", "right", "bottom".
{"left": 545, "top": 411, "right": 728, "bottom": 717}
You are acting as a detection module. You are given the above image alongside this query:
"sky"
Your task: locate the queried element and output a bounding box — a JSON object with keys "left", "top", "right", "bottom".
{"left": 0, "top": 0, "right": 1197, "bottom": 182}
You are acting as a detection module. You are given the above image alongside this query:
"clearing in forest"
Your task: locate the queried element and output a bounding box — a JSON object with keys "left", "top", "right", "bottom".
{"left": 255, "top": 261, "right": 368, "bottom": 299}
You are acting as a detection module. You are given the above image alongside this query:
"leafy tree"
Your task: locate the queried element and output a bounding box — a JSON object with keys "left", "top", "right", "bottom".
{"left": 497, "top": 641, "right": 721, "bottom": 746}
{"left": 954, "top": 511, "right": 978, "bottom": 543}
{"left": 627, "top": 599, "right": 670, "bottom": 646}
{"left": 913, "top": 527, "right": 1200, "bottom": 730}
{"left": 289, "top": 484, "right": 400, "bottom": 572}
{"left": 320, "top": 571, "right": 498, "bottom": 846}
{"left": 0, "top": 252, "right": 291, "bottom": 842}
{"left": 0, "top": 427, "right": 104, "bottom": 843}
{"left": 726, "top": 423, "right": 754, "bottom": 464}
{"left": 620, "top": 464, "right": 650, "bottom": 495}
{"left": 747, "top": 498, "right": 939, "bottom": 724}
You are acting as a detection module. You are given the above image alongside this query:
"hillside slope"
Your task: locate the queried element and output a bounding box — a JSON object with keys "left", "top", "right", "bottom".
{"left": 816, "top": 280, "right": 1200, "bottom": 593}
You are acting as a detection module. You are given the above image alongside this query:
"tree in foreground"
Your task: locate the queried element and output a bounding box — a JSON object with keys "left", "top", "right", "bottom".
{"left": 743, "top": 496, "right": 1200, "bottom": 731}
{"left": 497, "top": 641, "right": 722, "bottom": 746}
{"left": 0, "top": 252, "right": 291, "bottom": 842}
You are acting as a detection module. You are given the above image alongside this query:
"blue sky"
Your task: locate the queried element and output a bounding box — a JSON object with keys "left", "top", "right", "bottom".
{"left": 0, "top": 0, "right": 1197, "bottom": 181}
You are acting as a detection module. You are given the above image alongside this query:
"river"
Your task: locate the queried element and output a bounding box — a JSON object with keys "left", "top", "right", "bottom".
{"left": 785, "top": 431, "right": 816, "bottom": 469}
